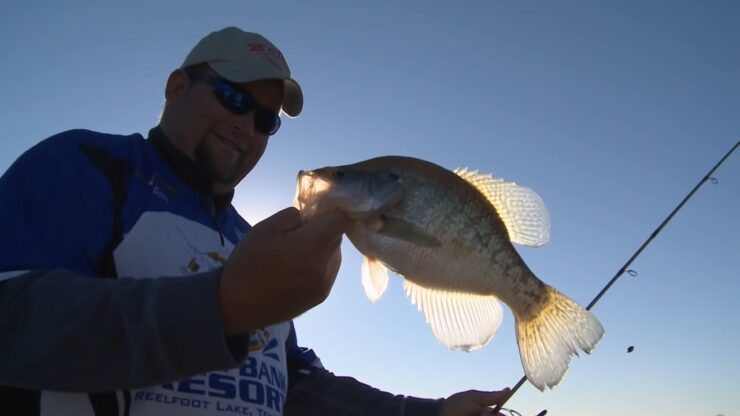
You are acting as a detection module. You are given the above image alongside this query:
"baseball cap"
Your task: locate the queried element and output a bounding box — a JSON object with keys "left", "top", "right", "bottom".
{"left": 182, "top": 26, "right": 303, "bottom": 117}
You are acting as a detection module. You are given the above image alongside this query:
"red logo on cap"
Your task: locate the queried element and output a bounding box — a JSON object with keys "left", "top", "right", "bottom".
{"left": 247, "top": 42, "right": 287, "bottom": 72}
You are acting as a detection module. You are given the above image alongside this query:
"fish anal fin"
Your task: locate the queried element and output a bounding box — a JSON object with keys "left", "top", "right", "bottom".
{"left": 452, "top": 168, "right": 550, "bottom": 247}
{"left": 361, "top": 256, "right": 390, "bottom": 303}
{"left": 402, "top": 279, "right": 503, "bottom": 351}
{"left": 378, "top": 215, "right": 441, "bottom": 248}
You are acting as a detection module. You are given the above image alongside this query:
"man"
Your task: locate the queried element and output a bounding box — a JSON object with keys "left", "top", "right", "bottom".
{"left": 0, "top": 26, "right": 510, "bottom": 415}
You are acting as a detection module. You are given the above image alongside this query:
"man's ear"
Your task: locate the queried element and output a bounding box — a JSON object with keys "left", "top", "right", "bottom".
{"left": 165, "top": 69, "right": 190, "bottom": 100}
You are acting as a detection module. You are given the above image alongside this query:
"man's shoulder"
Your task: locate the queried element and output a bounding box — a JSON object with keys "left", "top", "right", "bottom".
{"left": 39, "top": 129, "right": 146, "bottom": 156}
{"left": 12, "top": 129, "right": 151, "bottom": 175}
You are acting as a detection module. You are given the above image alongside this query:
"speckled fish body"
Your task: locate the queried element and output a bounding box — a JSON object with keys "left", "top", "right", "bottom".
{"left": 294, "top": 156, "right": 603, "bottom": 391}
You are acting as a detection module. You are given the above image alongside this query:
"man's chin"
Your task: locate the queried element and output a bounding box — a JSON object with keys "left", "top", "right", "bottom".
{"left": 211, "top": 161, "right": 252, "bottom": 190}
{"left": 210, "top": 168, "right": 241, "bottom": 187}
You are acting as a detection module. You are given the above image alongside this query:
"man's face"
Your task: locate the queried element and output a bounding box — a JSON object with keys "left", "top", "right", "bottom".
{"left": 165, "top": 69, "right": 284, "bottom": 192}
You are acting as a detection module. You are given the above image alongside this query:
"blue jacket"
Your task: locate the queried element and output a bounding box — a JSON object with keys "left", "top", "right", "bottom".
{"left": 0, "top": 128, "right": 440, "bottom": 415}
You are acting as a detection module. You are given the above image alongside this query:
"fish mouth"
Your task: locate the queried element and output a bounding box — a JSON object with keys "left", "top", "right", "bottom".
{"left": 294, "top": 170, "right": 333, "bottom": 217}
{"left": 296, "top": 170, "right": 332, "bottom": 195}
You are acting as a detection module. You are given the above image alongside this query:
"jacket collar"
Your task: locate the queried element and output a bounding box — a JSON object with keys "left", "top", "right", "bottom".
{"left": 147, "top": 127, "right": 234, "bottom": 211}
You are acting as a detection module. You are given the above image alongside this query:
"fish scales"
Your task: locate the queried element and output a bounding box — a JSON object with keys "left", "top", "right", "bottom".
{"left": 372, "top": 164, "right": 541, "bottom": 307}
{"left": 356, "top": 169, "right": 514, "bottom": 295}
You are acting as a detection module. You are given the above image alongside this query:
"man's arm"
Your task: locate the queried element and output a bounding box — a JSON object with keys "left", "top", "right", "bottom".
{"left": 0, "top": 268, "right": 246, "bottom": 392}
{"left": 284, "top": 323, "right": 512, "bottom": 416}
{"left": 283, "top": 322, "right": 441, "bottom": 416}
{"left": 285, "top": 367, "right": 443, "bottom": 416}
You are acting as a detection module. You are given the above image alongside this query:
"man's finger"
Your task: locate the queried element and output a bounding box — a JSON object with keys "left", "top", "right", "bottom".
{"left": 471, "top": 388, "right": 511, "bottom": 406}
{"left": 293, "top": 209, "right": 348, "bottom": 245}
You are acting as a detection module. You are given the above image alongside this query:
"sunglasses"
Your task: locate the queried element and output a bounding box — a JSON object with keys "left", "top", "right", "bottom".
{"left": 187, "top": 72, "right": 282, "bottom": 136}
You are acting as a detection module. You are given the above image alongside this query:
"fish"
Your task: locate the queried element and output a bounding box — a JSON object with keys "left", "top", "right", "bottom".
{"left": 293, "top": 156, "right": 604, "bottom": 391}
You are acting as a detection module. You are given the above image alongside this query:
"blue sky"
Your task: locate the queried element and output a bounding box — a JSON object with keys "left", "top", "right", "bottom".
{"left": 1, "top": 1, "right": 739, "bottom": 414}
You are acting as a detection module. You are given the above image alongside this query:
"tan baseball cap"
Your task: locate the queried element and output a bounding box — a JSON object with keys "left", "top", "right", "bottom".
{"left": 182, "top": 26, "right": 303, "bottom": 117}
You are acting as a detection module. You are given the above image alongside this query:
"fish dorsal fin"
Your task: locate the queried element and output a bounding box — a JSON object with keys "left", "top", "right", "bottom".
{"left": 403, "top": 280, "right": 503, "bottom": 351}
{"left": 361, "top": 256, "right": 390, "bottom": 303}
{"left": 453, "top": 168, "right": 550, "bottom": 247}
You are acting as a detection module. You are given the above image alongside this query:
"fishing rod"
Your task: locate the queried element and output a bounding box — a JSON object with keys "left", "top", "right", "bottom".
{"left": 492, "top": 140, "right": 740, "bottom": 415}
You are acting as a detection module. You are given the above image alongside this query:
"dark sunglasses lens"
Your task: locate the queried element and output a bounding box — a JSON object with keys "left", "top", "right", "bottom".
{"left": 210, "top": 79, "right": 281, "bottom": 135}
{"left": 255, "top": 109, "right": 281, "bottom": 136}
{"left": 214, "top": 85, "right": 254, "bottom": 115}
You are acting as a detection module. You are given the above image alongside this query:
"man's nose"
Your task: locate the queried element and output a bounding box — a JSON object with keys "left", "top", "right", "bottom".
{"left": 232, "top": 111, "right": 256, "bottom": 136}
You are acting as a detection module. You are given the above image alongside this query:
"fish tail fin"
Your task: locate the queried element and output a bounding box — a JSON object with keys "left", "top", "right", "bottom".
{"left": 514, "top": 285, "right": 604, "bottom": 391}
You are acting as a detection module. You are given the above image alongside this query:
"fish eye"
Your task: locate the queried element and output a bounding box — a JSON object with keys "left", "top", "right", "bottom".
{"left": 388, "top": 172, "right": 400, "bottom": 181}
{"left": 334, "top": 170, "right": 345, "bottom": 179}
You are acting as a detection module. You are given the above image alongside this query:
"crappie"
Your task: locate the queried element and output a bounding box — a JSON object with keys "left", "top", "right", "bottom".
{"left": 294, "top": 156, "right": 604, "bottom": 390}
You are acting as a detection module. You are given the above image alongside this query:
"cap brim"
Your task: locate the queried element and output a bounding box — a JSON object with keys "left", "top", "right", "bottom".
{"left": 282, "top": 79, "right": 303, "bottom": 117}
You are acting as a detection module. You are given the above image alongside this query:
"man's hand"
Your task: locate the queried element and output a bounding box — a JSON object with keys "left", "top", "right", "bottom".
{"left": 439, "top": 389, "right": 512, "bottom": 416}
{"left": 219, "top": 207, "right": 347, "bottom": 335}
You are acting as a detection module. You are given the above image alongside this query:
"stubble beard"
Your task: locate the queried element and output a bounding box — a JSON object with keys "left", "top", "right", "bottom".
{"left": 194, "top": 141, "right": 243, "bottom": 187}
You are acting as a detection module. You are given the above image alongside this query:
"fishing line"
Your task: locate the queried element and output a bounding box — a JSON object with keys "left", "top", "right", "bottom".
{"left": 491, "top": 140, "right": 739, "bottom": 415}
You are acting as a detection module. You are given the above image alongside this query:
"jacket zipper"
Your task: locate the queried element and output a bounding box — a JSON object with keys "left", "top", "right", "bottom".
{"left": 206, "top": 198, "right": 225, "bottom": 246}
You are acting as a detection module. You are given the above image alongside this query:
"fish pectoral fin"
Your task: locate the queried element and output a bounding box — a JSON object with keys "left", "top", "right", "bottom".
{"left": 402, "top": 279, "right": 503, "bottom": 351}
{"left": 361, "top": 256, "right": 390, "bottom": 303}
{"left": 453, "top": 168, "right": 550, "bottom": 247}
{"left": 378, "top": 215, "right": 441, "bottom": 248}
